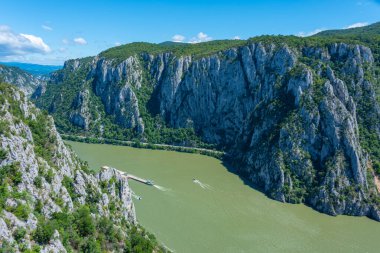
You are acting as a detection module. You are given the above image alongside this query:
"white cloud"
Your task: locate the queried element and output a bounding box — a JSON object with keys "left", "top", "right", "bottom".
{"left": 115, "top": 42, "right": 122, "bottom": 46}
{"left": 73, "top": 37, "right": 87, "bottom": 45}
{"left": 297, "top": 28, "right": 325, "bottom": 37}
{"left": 189, "top": 32, "right": 213, "bottom": 43}
{"left": 232, "top": 36, "right": 241, "bottom": 40}
{"left": 172, "top": 34, "right": 185, "bottom": 42}
{"left": 0, "top": 25, "right": 51, "bottom": 56}
{"left": 345, "top": 22, "right": 368, "bottom": 29}
{"left": 42, "top": 25, "right": 53, "bottom": 31}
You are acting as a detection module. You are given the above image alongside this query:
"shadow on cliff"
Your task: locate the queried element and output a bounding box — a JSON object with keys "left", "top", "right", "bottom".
{"left": 221, "top": 157, "right": 268, "bottom": 196}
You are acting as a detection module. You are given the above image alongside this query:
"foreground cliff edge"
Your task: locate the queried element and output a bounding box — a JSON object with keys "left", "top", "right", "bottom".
{"left": 34, "top": 24, "right": 380, "bottom": 222}
{"left": 0, "top": 83, "right": 167, "bottom": 252}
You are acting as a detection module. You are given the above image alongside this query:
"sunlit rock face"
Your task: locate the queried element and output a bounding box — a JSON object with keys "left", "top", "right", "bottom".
{"left": 36, "top": 41, "right": 380, "bottom": 221}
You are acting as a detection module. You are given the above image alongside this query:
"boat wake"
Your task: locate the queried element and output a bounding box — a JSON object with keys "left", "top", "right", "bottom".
{"left": 193, "top": 179, "right": 212, "bottom": 190}
{"left": 131, "top": 191, "right": 142, "bottom": 200}
{"left": 153, "top": 184, "right": 170, "bottom": 191}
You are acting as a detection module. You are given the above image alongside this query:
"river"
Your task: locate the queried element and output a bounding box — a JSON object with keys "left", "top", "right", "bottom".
{"left": 67, "top": 141, "right": 380, "bottom": 253}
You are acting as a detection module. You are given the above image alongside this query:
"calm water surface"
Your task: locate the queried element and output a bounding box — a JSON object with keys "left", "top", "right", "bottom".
{"left": 67, "top": 141, "right": 380, "bottom": 253}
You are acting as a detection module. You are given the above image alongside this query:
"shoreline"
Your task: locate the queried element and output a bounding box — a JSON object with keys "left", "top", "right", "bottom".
{"left": 61, "top": 134, "right": 225, "bottom": 159}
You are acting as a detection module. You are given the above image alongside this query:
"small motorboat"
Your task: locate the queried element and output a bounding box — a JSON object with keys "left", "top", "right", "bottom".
{"left": 145, "top": 180, "right": 154, "bottom": 186}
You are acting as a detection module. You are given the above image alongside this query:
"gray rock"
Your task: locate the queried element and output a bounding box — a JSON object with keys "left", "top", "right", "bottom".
{"left": 36, "top": 41, "right": 380, "bottom": 221}
{"left": 0, "top": 85, "right": 137, "bottom": 249}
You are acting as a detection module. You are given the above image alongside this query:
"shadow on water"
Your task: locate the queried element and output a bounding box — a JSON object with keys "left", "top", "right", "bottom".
{"left": 221, "top": 155, "right": 325, "bottom": 211}
{"left": 221, "top": 156, "right": 365, "bottom": 219}
{"left": 221, "top": 157, "right": 268, "bottom": 196}
{"left": 221, "top": 157, "right": 328, "bottom": 216}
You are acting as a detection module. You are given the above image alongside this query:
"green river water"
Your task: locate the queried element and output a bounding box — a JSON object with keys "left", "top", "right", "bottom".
{"left": 67, "top": 141, "right": 380, "bottom": 253}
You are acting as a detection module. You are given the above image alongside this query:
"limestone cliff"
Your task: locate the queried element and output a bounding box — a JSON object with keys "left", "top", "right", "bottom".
{"left": 36, "top": 39, "right": 380, "bottom": 221}
{"left": 0, "top": 83, "right": 165, "bottom": 252}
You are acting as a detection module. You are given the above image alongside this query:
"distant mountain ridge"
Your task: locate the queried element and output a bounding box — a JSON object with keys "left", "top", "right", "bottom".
{"left": 314, "top": 22, "right": 380, "bottom": 37}
{"left": 0, "top": 64, "right": 46, "bottom": 97}
{"left": 0, "top": 62, "right": 62, "bottom": 76}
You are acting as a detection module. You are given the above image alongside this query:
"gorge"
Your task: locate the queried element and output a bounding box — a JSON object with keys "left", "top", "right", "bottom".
{"left": 35, "top": 23, "right": 380, "bottom": 221}
{"left": 0, "top": 21, "right": 380, "bottom": 252}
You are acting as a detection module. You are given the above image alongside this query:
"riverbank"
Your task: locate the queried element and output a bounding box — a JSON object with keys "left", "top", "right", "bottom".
{"left": 61, "top": 134, "right": 225, "bottom": 159}
{"left": 69, "top": 141, "right": 380, "bottom": 253}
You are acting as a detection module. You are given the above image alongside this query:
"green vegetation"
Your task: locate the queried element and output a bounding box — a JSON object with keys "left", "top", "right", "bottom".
{"left": 63, "top": 134, "right": 224, "bottom": 159}
{"left": 33, "top": 176, "right": 42, "bottom": 188}
{"left": 311, "top": 23, "right": 380, "bottom": 175}
{"left": 100, "top": 40, "right": 246, "bottom": 63}
{"left": 0, "top": 120, "right": 9, "bottom": 135}
{"left": 34, "top": 56, "right": 216, "bottom": 150}
{"left": 0, "top": 79, "right": 68, "bottom": 168}
{"left": 0, "top": 163, "right": 23, "bottom": 186}
{"left": 0, "top": 148, "right": 7, "bottom": 160}
{"left": 12, "top": 203, "right": 30, "bottom": 220}
{"left": 33, "top": 206, "right": 165, "bottom": 252}
{"left": 62, "top": 175, "right": 78, "bottom": 199}
{"left": 36, "top": 22, "right": 380, "bottom": 156}
{"left": 13, "top": 227, "right": 27, "bottom": 242}
{"left": 35, "top": 23, "right": 380, "bottom": 206}
{"left": 0, "top": 82, "right": 168, "bottom": 252}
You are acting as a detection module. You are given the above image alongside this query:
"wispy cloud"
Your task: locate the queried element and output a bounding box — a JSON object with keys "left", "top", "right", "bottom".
{"left": 41, "top": 24, "right": 53, "bottom": 31}
{"left": 297, "top": 28, "right": 325, "bottom": 37}
{"left": 73, "top": 37, "right": 87, "bottom": 45}
{"left": 172, "top": 34, "right": 185, "bottom": 42}
{"left": 345, "top": 22, "right": 368, "bottom": 29}
{"left": 115, "top": 42, "right": 122, "bottom": 46}
{"left": 0, "top": 25, "right": 51, "bottom": 57}
{"left": 189, "top": 32, "right": 212, "bottom": 43}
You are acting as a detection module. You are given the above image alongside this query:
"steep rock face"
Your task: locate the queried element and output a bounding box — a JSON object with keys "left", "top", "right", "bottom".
{"left": 69, "top": 89, "right": 91, "bottom": 130}
{"left": 149, "top": 43, "right": 380, "bottom": 219}
{"left": 36, "top": 41, "right": 380, "bottom": 220}
{"left": 91, "top": 57, "right": 144, "bottom": 133}
{"left": 0, "top": 84, "right": 136, "bottom": 251}
{"left": 0, "top": 64, "right": 45, "bottom": 97}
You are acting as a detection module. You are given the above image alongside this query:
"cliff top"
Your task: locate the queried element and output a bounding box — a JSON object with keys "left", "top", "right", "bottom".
{"left": 98, "top": 22, "right": 380, "bottom": 64}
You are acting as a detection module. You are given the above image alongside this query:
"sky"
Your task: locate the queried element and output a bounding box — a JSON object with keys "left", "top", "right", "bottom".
{"left": 1, "top": 0, "right": 380, "bottom": 65}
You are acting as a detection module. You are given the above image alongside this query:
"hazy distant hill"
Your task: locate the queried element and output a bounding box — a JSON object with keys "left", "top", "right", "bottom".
{"left": 0, "top": 62, "right": 62, "bottom": 76}
{"left": 0, "top": 64, "right": 46, "bottom": 96}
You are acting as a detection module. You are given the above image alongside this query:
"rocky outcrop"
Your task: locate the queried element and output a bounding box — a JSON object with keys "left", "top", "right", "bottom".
{"left": 0, "top": 64, "right": 45, "bottom": 97}
{"left": 0, "top": 84, "right": 136, "bottom": 251}
{"left": 91, "top": 57, "right": 144, "bottom": 133}
{"left": 36, "top": 41, "right": 380, "bottom": 221}
{"left": 69, "top": 89, "right": 91, "bottom": 130}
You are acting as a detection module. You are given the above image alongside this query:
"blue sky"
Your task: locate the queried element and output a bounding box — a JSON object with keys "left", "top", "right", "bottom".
{"left": 1, "top": 0, "right": 379, "bottom": 65}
